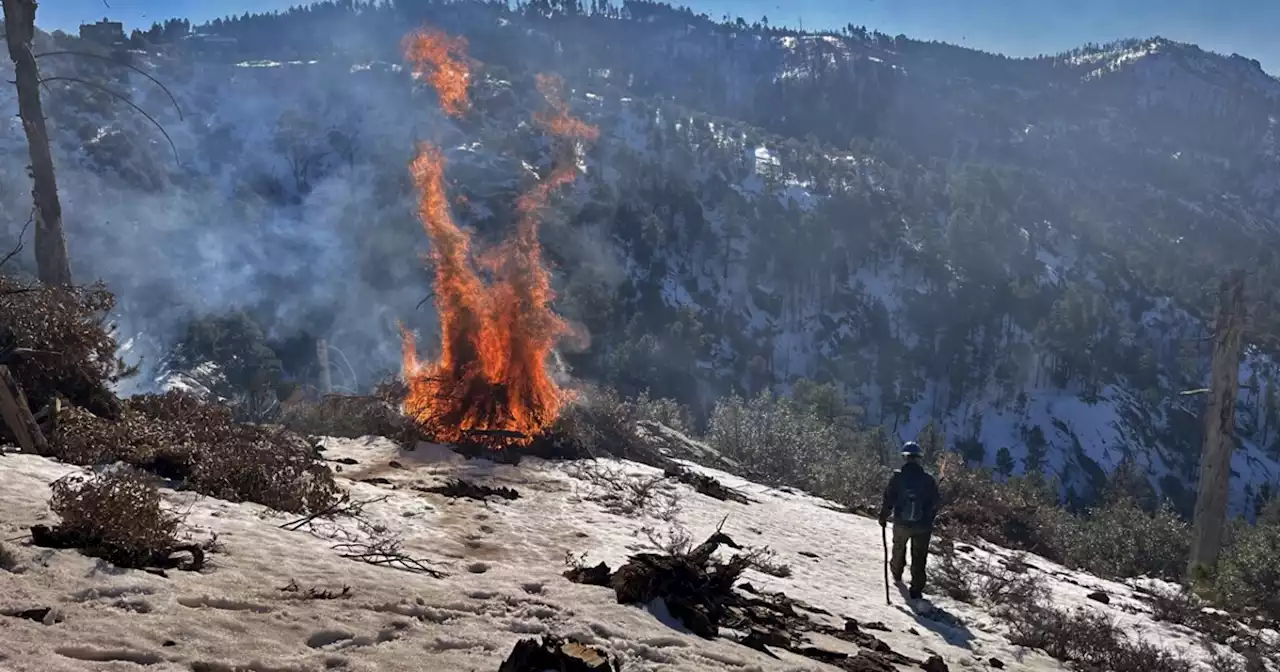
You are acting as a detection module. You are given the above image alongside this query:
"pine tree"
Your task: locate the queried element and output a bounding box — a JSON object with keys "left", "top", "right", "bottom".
{"left": 1103, "top": 456, "right": 1156, "bottom": 511}
{"left": 995, "top": 447, "right": 1015, "bottom": 478}
{"left": 917, "top": 418, "right": 946, "bottom": 468}
{"left": 1260, "top": 485, "right": 1280, "bottom": 526}
{"left": 1248, "top": 367, "right": 1261, "bottom": 426}
{"left": 958, "top": 438, "right": 986, "bottom": 467}
{"left": 1024, "top": 424, "right": 1048, "bottom": 476}
{"left": 1266, "top": 378, "right": 1279, "bottom": 451}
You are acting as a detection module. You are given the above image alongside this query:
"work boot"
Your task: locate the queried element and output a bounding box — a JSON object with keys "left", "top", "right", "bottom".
{"left": 892, "top": 573, "right": 903, "bottom": 585}
{"left": 908, "top": 588, "right": 923, "bottom": 600}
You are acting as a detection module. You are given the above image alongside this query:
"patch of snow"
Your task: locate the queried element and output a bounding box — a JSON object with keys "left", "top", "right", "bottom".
{"left": 234, "top": 60, "right": 283, "bottom": 68}
{"left": 1, "top": 435, "right": 1255, "bottom": 670}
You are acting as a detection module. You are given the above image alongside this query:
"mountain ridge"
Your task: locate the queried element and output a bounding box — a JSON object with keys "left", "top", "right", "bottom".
{"left": 8, "top": 0, "right": 1280, "bottom": 518}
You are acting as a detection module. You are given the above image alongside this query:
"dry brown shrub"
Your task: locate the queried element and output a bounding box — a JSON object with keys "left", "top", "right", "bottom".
{"left": 0, "top": 277, "right": 339, "bottom": 515}
{"left": 0, "top": 542, "right": 16, "bottom": 571}
{"left": 277, "top": 393, "right": 424, "bottom": 447}
{"left": 566, "top": 461, "right": 679, "bottom": 519}
{"left": 977, "top": 554, "right": 1051, "bottom": 607}
{"left": 1004, "top": 603, "right": 1193, "bottom": 672}
{"left": 935, "top": 453, "right": 1066, "bottom": 557}
{"left": 550, "top": 386, "right": 667, "bottom": 465}
{"left": 931, "top": 539, "right": 976, "bottom": 602}
{"left": 51, "top": 391, "right": 342, "bottom": 514}
{"left": 47, "top": 468, "right": 182, "bottom": 568}
{"left": 970, "top": 556, "right": 1194, "bottom": 672}
{"left": 51, "top": 404, "right": 197, "bottom": 475}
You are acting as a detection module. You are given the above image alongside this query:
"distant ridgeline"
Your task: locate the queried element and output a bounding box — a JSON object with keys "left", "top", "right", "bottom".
{"left": 21, "top": 0, "right": 1280, "bottom": 516}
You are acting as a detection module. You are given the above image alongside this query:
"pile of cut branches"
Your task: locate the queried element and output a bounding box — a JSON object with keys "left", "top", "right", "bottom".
{"left": 564, "top": 523, "right": 929, "bottom": 670}
{"left": 0, "top": 277, "right": 127, "bottom": 423}
{"left": 52, "top": 391, "right": 342, "bottom": 513}
{"left": 0, "top": 278, "right": 127, "bottom": 456}
{"left": 0, "top": 275, "right": 340, "bottom": 515}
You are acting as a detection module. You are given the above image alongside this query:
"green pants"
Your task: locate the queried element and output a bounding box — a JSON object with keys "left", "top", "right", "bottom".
{"left": 889, "top": 523, "right": 932, "bottom": 592}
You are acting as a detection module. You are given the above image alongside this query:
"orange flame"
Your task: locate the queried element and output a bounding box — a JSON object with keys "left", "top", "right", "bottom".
{"left": 402, "top": 28, "right": 471, "bottom": 117}
{"left": 399, "top": 29, "right": 597, "bottom": 446}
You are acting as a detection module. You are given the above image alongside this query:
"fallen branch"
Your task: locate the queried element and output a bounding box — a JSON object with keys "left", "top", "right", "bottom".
{"left": 421, "top": 478, "right": 520, "bottom": 502}
{"left": 279, "top": 494, "right": 388, "bottom": 533}
{"left": 498, "top": 635, "right": 619, "bottom": 671}
{"left": 664, "top": 464, "right": 753, "bottom": 504}
{"left": 566, "top": 524, "right": 915, "bottom": 668}
{"left": 0, "top": 207, "right": 32, "bottom": 270}
{"left": 0, "top": 364, "right": 48, "bottom": 455}
{"left": 278, "top": 578, "right": 351, "bottom": 600}
{"left": 32, "top": 396, "right": 60, "bottom": 437}
{"left": 332, "top": 536, "right": 446, "bottom": 578}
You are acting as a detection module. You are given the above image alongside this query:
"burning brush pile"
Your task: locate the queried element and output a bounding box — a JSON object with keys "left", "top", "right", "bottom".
{"left": 397, "top": 28, "right": 598, "bottom": 452}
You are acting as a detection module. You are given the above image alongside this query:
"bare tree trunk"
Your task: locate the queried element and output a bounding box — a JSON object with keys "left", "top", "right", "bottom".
{"left": 3, "top": 0, "right": 72, "bottom": 286}
{"left": 1188, "top": 269, "right": 1246, "bottom": 575}
{"left": 316, "top": 338, "right": 333, "bottom": 394}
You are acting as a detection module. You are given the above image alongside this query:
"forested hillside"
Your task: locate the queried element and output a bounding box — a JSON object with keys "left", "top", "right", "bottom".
{"left": 11, "top": 0, "right": 1280, "bottom": 515}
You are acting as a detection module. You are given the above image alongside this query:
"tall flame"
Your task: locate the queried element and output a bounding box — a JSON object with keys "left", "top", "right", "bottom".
{"left": 402, "top": 28, "right": 471, "bottom": 117}
{"left": 399, "top": 29, "right": 597, "bottom": 445}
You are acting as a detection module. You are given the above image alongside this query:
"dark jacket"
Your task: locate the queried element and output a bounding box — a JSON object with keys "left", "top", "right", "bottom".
{"left": 878, "top": 461, "right": 939, "bottom": 528}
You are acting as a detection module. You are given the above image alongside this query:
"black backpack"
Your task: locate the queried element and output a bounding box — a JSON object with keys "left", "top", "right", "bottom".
{"left": 896, "top": 469, "right": 929, "bottom": 524}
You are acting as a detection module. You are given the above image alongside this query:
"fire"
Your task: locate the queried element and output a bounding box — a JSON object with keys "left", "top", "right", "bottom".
{"left": 399, "top": 28, "right": 597, "bottom": 445}
{"left": 403, "top": 28, "right": 471, "bottom": 117}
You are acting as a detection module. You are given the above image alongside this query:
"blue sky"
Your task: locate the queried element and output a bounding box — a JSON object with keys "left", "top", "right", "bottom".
{"left": 42, "top": 0, "right": 1279, "bottom": 75}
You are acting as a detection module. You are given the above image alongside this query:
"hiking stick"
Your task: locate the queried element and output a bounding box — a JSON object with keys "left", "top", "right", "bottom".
{"left": 881, "top": 525, "right": 891, "bottom": 605}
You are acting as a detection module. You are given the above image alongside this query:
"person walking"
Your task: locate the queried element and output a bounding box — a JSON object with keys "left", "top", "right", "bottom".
{"left": 878, "top": 441, "right": 940, "bottom": 600}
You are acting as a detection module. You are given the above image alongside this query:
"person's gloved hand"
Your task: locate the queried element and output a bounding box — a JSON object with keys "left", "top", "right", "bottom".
{"left": 878, "top": 517, "right": 887, "bottom": 528}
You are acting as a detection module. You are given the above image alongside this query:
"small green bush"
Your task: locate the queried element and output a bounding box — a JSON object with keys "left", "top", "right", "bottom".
{"left": 1060, "top": 499, "right": 1190, "bottom": 581}
{"left": 703, "top": 387, "right": 902, "bottom": 510}
{"left": 630, "top": 390, "right": 694, "bottom": 435}
{"left": 1004, "top": 603, "right": 1193, "bottom": 672}
{"left": 1212, "top": 521, "right": 1280, "bottom": 620}
{"left": 707, "top": 390, "right": 842, "bottom": 490}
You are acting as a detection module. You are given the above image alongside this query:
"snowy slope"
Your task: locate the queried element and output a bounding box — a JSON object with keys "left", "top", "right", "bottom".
{"left": 0, "top": 433, "right": 1262, "bottom": 671}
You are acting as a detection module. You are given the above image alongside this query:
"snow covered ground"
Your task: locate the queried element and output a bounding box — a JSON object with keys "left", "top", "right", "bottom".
{"left": 0, "top": 434, "right": 1257, "bottom": 671}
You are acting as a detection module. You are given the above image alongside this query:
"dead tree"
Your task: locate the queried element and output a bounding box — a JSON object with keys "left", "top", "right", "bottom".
{"left": 1188, "top": 269, "right": 1247, "bottom": 575}
{"left": 316, "top": 338, "right": 333, "bottom": 394}
{"left": 3, "top": 0, "right": 72, "bottom": 286}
